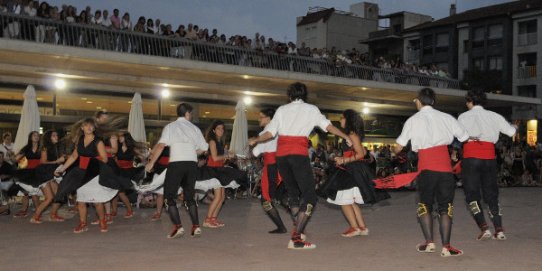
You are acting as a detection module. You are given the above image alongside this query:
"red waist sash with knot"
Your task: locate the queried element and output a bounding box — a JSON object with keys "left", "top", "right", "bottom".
{"left": 157, "top": 156, "right": 169, "bottom": 166}
{"left": 207, "top": 157, "right": 224, "bottom": 168}
{"left": 343, "top": 150, "right": 362, "bottom": 160}
{"left": 463, "top": 141, "right": 495, "bottom": 160}
{"left": 263, "top": 152, "right": 277, "bottom": 165}
{"left": 27, "top": 159, "right": 41, "bottom": 169}
{"left": 276, "top": 136, "right": 308, "bottom": 157}
{"left": 374, "top": 145, "right": 452, "bottom": 189}
{"left": 261, "top": 151, "right": 281, "bottom": 201}
{"left": 116, "top": 160, "right": 133, "bottom": 169}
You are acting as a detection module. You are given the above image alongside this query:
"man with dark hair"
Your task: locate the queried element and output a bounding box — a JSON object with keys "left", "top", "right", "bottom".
{"left": 249, "top": 82, "right": 352, "bottom": 250}
{"left": 145, "top": 103, "right": 208, "bottom": 239}
{"left": 393, "top": 88, "right": 469, "bottom": 257}
{"left": 458, "top": 89, "right": 516, "bottom": 241}
{"left": 252, "top": 108, "right": 287, "bottom": 234}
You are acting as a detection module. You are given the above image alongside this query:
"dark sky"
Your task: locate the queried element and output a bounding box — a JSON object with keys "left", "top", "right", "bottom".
{"left": 47, "top": 0, "right": 512, "bottom": 42}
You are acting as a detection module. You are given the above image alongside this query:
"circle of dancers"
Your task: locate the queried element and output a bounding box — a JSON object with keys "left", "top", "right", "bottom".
{"left": 0, "top": 83, "right": 515, "bottom": 256}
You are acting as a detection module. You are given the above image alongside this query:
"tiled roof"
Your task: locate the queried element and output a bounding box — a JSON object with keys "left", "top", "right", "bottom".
{"left": 297, "top": 8, "right": 335, "bottom": 26}
{"left": 404, "top": 0, "right": 542, "bottom": 32}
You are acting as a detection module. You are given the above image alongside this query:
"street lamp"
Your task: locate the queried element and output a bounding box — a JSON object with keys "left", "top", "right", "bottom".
{"left": 362, "top": 107, "right": 370, "bottom": 115}
{"left": 53, "top": 79, "right": 67, "bottom": 115}
{"left": 243, "top": 96, "right": 252, "bottom": 105}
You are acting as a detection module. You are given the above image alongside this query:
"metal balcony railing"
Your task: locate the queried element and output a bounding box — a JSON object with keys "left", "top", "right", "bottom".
{"left": 518, "top": 65, "right": 537, "bottom": 79}
{"left": 0, "top": 13, "right": 461, "bottom": 89}
{"left": 518, "top": 32, "right": 537, "bottom": 46}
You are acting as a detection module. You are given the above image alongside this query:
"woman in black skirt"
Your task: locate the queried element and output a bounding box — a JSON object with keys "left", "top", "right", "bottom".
{"left": 30, "top": 130, "right": 66, "bottom": 223}
{"left": 321, "top": 109, "right": 385, "bottom": 237}
{"left": 110, "top": 131, "right": 145, "bottom": 219}
{"left": 12, "top": 131, "right": 42, "bottom": 218}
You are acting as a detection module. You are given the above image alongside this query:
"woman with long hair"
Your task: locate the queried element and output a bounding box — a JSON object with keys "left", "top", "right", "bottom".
{"left": 29, "top": 130, "right": 66, "bottom": 223}
{"left": 12, "top": 131, "right": 42, "bottom": 218}
{"left": 202, "top": 120, "right": 247, "bottom": 228}
{"left": 321, "top": 109, "right": 385, "bottom": 237}
{"left": 110, "top": 131, "right": 146, "bottom": 219}
{"left": 52, "top": 118, "right": 118, "bottom": 233}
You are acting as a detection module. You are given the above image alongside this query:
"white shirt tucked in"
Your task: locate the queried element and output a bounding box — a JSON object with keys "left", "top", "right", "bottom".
{"left": 252, "top": 131, "right": 277, "bottom": 157}
{"left": 265, "top": 100, "right": 331, "bottom": 137}
{"left": 158, "top": 117, "right": 208, "bottom": 162}
{"left": 396, "top": 106, "right": 469, "bottom": 152}
{"left": 458, "top": 105, "right": 516, "bottom": 143}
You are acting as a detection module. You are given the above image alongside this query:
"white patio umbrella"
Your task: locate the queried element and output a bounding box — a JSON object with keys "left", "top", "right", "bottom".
{"left": 128, "top": 92, "right": 147, "bottom": 143}
{"left": 229, "top": 100, "right": 248, "bottom": 157}
{"left": 13, "top": 85, "right": 41, "bottom": 153}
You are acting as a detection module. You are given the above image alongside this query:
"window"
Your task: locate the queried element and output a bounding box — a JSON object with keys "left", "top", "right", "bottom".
{"left": 488, "top": 24, "right": 503, "bottom": 39}
{"left": 488, "top": 24, "right": 503, "bottom": 46}
{"left": 393, "top": 24, "right": 401, "bottom": 34}
{"left": 463, "top": 40, "right": 469, "bottom": 52}
{"left": 472, "top": 27, "right": 485, "bottom": 48}
{"left": 517, "top": 85, "right": 537, "bottom": 98}
{"left": 518, "top": 20, "right": 538, "bottom": 46}
{"left": 473, "top": 57, "right": 484, "bottom": 70}
{"left": 435, "top": 33, "right": 449, "bottom": 53}
{"left": 488, "top": 56, "right": 503, "bottom": 70}
{"left": 423, "top": 35, "right": 433, "bottom": 55}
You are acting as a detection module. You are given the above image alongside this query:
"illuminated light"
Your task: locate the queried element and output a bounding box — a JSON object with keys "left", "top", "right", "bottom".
{"left": 363, "top": 102, "right": 368, "bottom": 107}
{"left": 161, "top": 88, "right": 170, "bottom": 98}
{"left": 128, "top": 101, "right": 132, "bottom": 104}
{"left": 243, "top": 90, "right": 251, "bottom": 95}
{"left": 361, "top": 87, "right": 368, "bottom": 90}
{"left": 36, "top": 97, "right": 44, "bottom": 101}
{"left": 205, "top": 111, "right": 210, "bottom": 114}
{"left": 169, "top": 104, "right": 176, "bottom": 107}
{"left": 243, "top": 96, "right": 253, "bottom": 105}
{"left": 81, "top": 97, "right": 87, "bottom": 100}
{"left": 96, "top": 106, "right": 102, "bottom": 109}
{"left": 362, "top": 107, "right": 370, "bottom": 115}
{"left": 242, "top": 75, "right": 250, "bottom": 79}
{"left": 39, "top": 127, "right": 43, "bottom": 134}
{"left": 54, "top": 79, "right": 66, "bottom": 90}
{"left": 86, "top": 101, "right": 93, "bottom": 104}
{"left": 161, "top": 83, "right": 169, "bottom": 87}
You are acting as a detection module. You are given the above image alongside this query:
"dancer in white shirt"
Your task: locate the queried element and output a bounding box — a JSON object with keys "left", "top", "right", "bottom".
{"left": 145, "top": 103, "right": 208, "bottom": 239}
{"left": 393, "top": 88, "right": 469, "bottom": 257}
{"left": 250, "top": 82, "right": 352, "bottom": 250}
{"left": 458, "top": 89, "right": 516, "bottom": 241}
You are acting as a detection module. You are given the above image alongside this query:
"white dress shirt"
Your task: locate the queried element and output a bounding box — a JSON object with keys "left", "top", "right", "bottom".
{"left": 252, "top": 131, "right": 277, "bottom": 157}
{"left": 264, "top": 100, "right": 331, "bottom": 137}
{"left": 458, "top": 105, "right": 516, "bottom": 143}
{"left": 158, "top": 117, "right": 208, "bottom": 162}
{"left": 396, "top": 106, "right": 469, "bottom": 152}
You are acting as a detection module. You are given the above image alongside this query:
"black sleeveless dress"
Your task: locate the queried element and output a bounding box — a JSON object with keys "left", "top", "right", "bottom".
{"left": 204, "top": 140, "right": 248, "bottom": 188}
{"left": 13, "top": 146, "right": 42, "bottom": 187}
{"left": 319, "top": 141, "right": 388, "bottom": 205}
{"left": 34, "top": 145, "right": 63, "bottom": 186}
{"left": 54, "top": 136, "right": 103, "bottom": 202}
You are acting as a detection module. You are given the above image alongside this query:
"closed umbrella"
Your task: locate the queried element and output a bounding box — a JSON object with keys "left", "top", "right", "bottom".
{"left": 229, "top": 100, "right": 248, "bottom": 156}
{"left": 128, "top": 92, "right": 146, "bottom": 143}
{"left": 14, "top": 85, "right": 40, "bottom": 153}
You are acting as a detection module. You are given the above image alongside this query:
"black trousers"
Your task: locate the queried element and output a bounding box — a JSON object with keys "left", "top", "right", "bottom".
{"left": 461, "top": 158, "right": 501, "bottom": 228}
{"left": 276, "top": 155, "right": 317, "bottom": 212}
{"left": 164, "top": 161, "right": 197, "bottom": 207}
{"left": 417, "top": 170, "right": 456, "bottom": 214}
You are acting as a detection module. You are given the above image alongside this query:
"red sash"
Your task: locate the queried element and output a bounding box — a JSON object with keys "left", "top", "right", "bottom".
{"left": 343, "top": 150, "right": 362, "bottom": 160}
{"left": 463, "top": 141, "right": 495, "bottom": 160}
{"left": 79, "top": 156, "right": 101, "bottom": 169}
{"left": 374, "top": 145, "right": 452, "bottom": 189}
{"left": 158, "top": 156, "right": 169, "bottom": 166}
{"left": 27, "top": 159, "right": 41, "bottom": 169}
{"left": 207, "top": 156, "right": 224, "bottom": 168}
{"left": 276, "top": 136, "right": 308, "bottom": 157}
{"left": 261, "top": 152, "right": 281, "bottom": 201}
{"left": 116, "top": 160, "right": 133, "bottom": 169}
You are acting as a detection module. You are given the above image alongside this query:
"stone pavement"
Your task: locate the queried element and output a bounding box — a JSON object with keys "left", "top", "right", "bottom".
{"left": 1, "top": 188, "right": 540, "bottom": 271}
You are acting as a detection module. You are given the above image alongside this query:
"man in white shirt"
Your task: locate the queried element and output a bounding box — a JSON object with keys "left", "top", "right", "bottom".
{"left": 394, "top": 88, "right": 469, "bottom": 257}
{"left": 458, "top": 89, "right": 516, "bottom": 241}
{"left": 252, "top": 108, "right": 287, "bottom": 234}
{"left": 250, "top": 82, "right": 352, "bottom": 250}
{"left": 146, "top": 103, "right": 208, "bottom": 239}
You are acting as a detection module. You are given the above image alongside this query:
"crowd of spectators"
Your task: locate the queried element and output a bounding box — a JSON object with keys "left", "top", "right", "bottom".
{"left": 1, "top": 0, "right": 453, "bottom": 83}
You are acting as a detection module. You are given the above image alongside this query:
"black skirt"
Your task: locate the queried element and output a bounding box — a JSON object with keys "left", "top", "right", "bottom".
{"left": 98, "top": 161, "right": 138, "bottom": 191}
{"left": 206, "top": 166, "right": 248, "bottom": 188}
{"left": 318, "top": 161, "right": 389, "bottom": 204}
{"left": 54, "top": 158, "right": 101, "bottom": 202}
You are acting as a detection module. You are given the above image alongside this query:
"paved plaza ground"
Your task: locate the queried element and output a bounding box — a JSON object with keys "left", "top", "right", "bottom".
{"left": 1, "top": 187, "right": 540, "bottom": 271}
